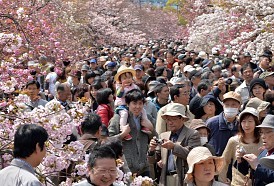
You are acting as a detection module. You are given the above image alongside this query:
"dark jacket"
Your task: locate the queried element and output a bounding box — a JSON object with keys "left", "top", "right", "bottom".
{"left": 206, "top": 112, "right": 239, "bottom": 156}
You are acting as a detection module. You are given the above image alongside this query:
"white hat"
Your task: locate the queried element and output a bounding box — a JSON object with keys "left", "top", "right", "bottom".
{"left": 198, "top": 51, "right": 207, "bottom": 59}
{"left": 161, "top": 103, "right": 189, "bottom": 120}
{"left": 183, "top": 65, "right": 195, "bottom": 73}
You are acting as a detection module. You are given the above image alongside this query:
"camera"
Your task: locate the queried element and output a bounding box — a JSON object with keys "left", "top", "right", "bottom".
{"left": 224, "top": 78, "right": 233, "bottom": 85}
{"left": 239, "top": 146, "right": 246, "bottom": 154}
{"left": 153, "top": 136, "right": 164, "bottom": 145}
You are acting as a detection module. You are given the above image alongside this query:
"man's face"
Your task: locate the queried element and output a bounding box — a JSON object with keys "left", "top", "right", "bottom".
{"left": 164, "top": 115, "right": 184, "bottom": 132}
{"left": 174, "top": 87, "right": 190, "bottom": 106}
{"left": 89, "top": 158, "right": 117, "bottom": 186}
{"left": 223, "top": 99, "right": 240, "bottom": 109}
{"left": 166, "top": 53, "right": 174, "bottom": 64}
{"left": 27, "top": 84, "right": 39, "bottom": 100}
{"left": 57, "top": 86, "right": 70, "bottom": 102}
{"left": 155, "top": 59, "right": 164, "bottom": 67}
{"left": 128, "top": 100, "right": 144, "bottom": 117}
{"left": 242, "top": 67, "right": 253, "bottom": 83}
{"left": 265, "top": 75, "right": 274, "bottom": 86}
{"left": 157, "top": 86, "right": 170, "bottom": 101}
{"left": 260, "top": 57, "right": 270, "bottom": 70}
{"left": 260, "top": 128, "right": 274, "bottom": 151}
{"left": 135, "top": 69, "right": 143, "bottom": 79}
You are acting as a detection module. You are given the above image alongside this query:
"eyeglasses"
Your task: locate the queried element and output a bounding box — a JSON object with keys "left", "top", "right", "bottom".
{"left": 165, "top": 116, "right": 182, "bottom": 123}
{"left": 260, "top": 130, "right": 274, "bottom": 136}
{"left": 93, "top": 168, "right": 117, "bottom": 175}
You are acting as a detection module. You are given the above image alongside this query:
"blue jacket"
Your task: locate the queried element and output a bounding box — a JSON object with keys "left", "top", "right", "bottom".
{"left": 206, "top": 112, "right": 238, "bottom": 156}
{"left": 253, "top": 150, "right": 274, "bottom": 186}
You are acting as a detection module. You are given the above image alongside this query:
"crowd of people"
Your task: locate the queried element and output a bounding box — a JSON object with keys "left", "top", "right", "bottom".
{"left": 1, "top": 40, "right": 274, "bottom": 186}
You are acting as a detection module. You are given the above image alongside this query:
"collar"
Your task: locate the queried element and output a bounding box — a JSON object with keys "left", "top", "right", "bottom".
{"left": 267, "top": 148, "right": 274, "bottom": 156}
{"left": 11, "top": 158, "right": 35, "bottom": 175}
{"left": 171, "top": 125, "right": 184, "bottom": 137}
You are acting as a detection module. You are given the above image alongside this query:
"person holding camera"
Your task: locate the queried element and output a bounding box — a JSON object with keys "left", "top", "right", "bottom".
{"left": 219, "top": 107, "right": 262, "bottom": 185}
{"left": 147, "top": 103, "right": 200, "bottom": 186}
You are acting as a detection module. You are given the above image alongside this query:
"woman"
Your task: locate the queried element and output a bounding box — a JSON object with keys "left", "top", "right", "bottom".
{"left": 96, "top": 88, "right": 114, "bottom": 127}
{"left": 185, "top": 146, "right": 227, "bottom": 186}
{"left": 249, "top": 78, "right": 268, "bottom": 101}
{"left": 195, "top": 94, "right": 223, "bottom": 121}
{"left": 155, "top": 66, "right": 168, "bottom": 80}
{"left": 219, "top": 107, "right": 262, "bottom": 185}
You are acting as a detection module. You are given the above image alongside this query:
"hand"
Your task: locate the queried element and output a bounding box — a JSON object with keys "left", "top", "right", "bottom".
{"left": 235, "top": 145, "right": 246, "bottom": 163}
{"left": 149, "top": 137, "right": 158, "bottom": 152}
{"left": 161, "top": 139, "right": 175, "bottom": 150}
{"left": 217, "top": 78, "right": 226, "bottom": 93}
{"left": 121, "top": 80, "right": 130, "bottom": 88}
{"left": 120, "top": 124, "right": 131, "bottom": 138}
{"left": 243, "top": 154, "right": 259, "bottom": 170}
{"left": 157, "top": 160, "right": 163, "bottom": 168}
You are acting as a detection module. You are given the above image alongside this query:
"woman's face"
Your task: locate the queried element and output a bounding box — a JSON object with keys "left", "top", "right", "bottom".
{"left": 108, "top": 94, "right": 114, "bottom": 103}
{"left": 193, "top": 159, "right": 215, "bottom": 183}
{"left": 252, "top": 84, "right": 266, "bottom": 100}
{"left": 162, "top": 69, "right": 168, "bottom": 77}
{"left": 203, "top": 101, "right": 216, "bottom": 116}
{"left": 241, "top": 115, "right": 256, "bottom": 135}
{"left": 91, "top": 87, "right": 99, "bottom": 98}
{"left": 88, "top": 77, "right": 94, "bottom": 85}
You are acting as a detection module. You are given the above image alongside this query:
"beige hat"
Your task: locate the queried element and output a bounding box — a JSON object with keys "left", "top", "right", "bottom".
{"left": 239, "top": 107, "right": 259, "bottom": 120}
{"left": 185, "top": 147, "right": 224, "bottom": 183}
{"left": 246, "top": 97, "right": 270, "bottom": 114}
{"left": 223, "top": 91, "right": 242, "bottom": 104}
{"left": 161, "top": 103, "right": 189, "bottom": 121}
{"left": 189, "top": 119, "right": 210, "bottom": 133}
{"left": 114, "top": 65, "right": 136, "bottom": 83}
{"left": 257, "top": 101, "right": 270, "bottom": 114}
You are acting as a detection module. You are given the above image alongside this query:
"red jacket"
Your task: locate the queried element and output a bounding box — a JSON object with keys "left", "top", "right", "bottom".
{"left": 96, "top": 104, "right": 114, "bottom": 127}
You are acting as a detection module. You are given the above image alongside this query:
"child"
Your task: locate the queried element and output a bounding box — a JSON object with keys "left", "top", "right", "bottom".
{"left": 114, "top": 65, "right": 152, "bottom": 140}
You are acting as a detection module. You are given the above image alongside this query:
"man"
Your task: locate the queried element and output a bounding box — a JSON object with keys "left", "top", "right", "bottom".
{"left": 141, "top": 57, "right": 151, "bottom": 72}
{"left": 156, "top": 84, "right": 194, "bottom": 135}
{"left": 73, "top": 146, "right": 117, "bottom": 186}
{"left": 254, "top": 54, "right": 271, "bottom": 78}
{"left": 0, "top": 124, "right": 48, "bottom": 185}
{"left": 53, "top": 83, "right": 72, "bottom": 111}
{"left": 189, "top": 81, "right": 211, "bottom": 114}
{"left": 25, "top": 80, "right": 48, "bottom": 110}
{"left": 108, "top": 89, "right": 154, "bottom": 176}
{"left": 235, "top": 63, "right": 254, "bottom": 104}
{"left": 260, "top": 71, "right": 274, "bottom": 90}
{"left": 206, "top": 91, "right": 242, "bottom": 156}
{"left": 148, "top": 103, "right": 200, "bottom": 186}
{"left": 134, "top": 64, "right": 145, "bottom": 85}
{"left": 241, "top": 115, "right": 274, "bottom": 185}
{"left": 151, "top": 83, "right": 170, "bottom": 111}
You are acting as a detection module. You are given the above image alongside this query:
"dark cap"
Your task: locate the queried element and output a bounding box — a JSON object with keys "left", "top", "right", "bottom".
{"left": 189, "top": 69, "right": 202, "bottom": 79}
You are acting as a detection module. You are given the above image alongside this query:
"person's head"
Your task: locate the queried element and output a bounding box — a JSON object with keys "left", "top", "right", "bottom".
{"left": 197, "top": 81, "right": 210, "bottom": 97}
{"left": 90, "top": 79, "right": 104, "bottom": 99}
{"left": 249, "top": 78, "right": 267, "bottom": 100}
{"left": 69, "top": 70, "right": 81, "bottom": 85}
{"left": 125, "top": 89, "right": 145, "bottom": 116}
{"left": 155, "top": 66, "right": 168, "bottom": 78}
{"left": 212, "top": 65, "right": 222, "bottom": 79}
{"left": 85, "top": 71, "right": 96, "bottom": 85}
{"left": 101, "top": 139, "right": 123, "bottom": 159}
{"left": 231, "top": 64, "right": 241, "bottom": 78}
{"left": 161, "top": 103, "right": 188, "bottom": 132}
{"left": 185, "top": 147, "right": 224, "bottom": 184}
{"left": 260, "top": 72, "right": 274, "bottom": 88}
{"left": 13, "top": 124, "right": 48, "bottom": 167}
{"left": 165, "top": 50, "right": 174, "bottom": 64}
{"left": 259, "top": 56, "right": 270, "bottom": 70}
{"left": 87, "top": 146, "right": 117, "bottom": 186}
{"left": 155, "top": 58, "right": 165, "bottom": 67}
{"left": 134, "top": 65, "right": 144, "bottom": 80}
{"left": 196, "top": 94, "right": 223, "bottom": 119}
{"left": 56, "top": 83, "right": 71, "bottom": 102}
{"left": 241, "top": 63, "right": 254, "bottom": 83}
{"left": 96, "top": 88, "right": 113, "bottom": 105}
{"left": 114, "top": 65, "right": 135, "bottom": 85}
{"left": 141, "top": 57, "right": 151, "bottom": 70}
{"left": 222, "top": 91, "right": 242, "bottom": 119}
{"left": 222, "top": 58, "right": 234, "bottom": 70}
{"left": 189, "top": 70, "right": 202, "bottom": 86}
{"left": 129, "top": 57, "right": 136, "bottom": 67}
{"left": 257, "top": 115, "right": 274, "bottom": 151}
{"left": 81, "top": 113, "right": 102, "bottom": 136}
{"left": 154, "top": 83, "right": 169, "bottom": 101}
{"left": 238, "top": 107, "right": 260, "bottom": 144}
{"left": 26, "top": 80, "right": 40, "bottom": 100}
{"left": 189, "top": 119, "right": 210, "bottom": 145}
{"left": 170, "top": 84, "right": 190, "bottom": 106}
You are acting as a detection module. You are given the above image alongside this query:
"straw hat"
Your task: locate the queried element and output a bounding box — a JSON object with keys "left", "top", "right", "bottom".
{"left": 185, "top": 147, "right": 224, "bottom": 182}
{"left": 114, "top": 65, "right": 136, "bottom": 83}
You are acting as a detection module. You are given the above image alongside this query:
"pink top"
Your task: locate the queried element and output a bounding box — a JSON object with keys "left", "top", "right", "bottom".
{"left": 114, "top": 83, "right": 139, "bottom": 106}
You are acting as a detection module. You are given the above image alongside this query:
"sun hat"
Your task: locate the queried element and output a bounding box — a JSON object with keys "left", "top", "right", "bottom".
{"left": 161, "top": 103, "right": 189, "bottom": 120}
{"left": 259, "top": 72, "right": 274, "bottom": 79}
{"left": 114, "top": 65, "right": 136, "bottom": 83}
{"left": 246, "top": 97, "right": 264, "bottom": 109}
{"left": 185, "top": 147, "right": 224, "bottom": 182}
{"left": 198, "top": 51, "right": 207, "bottom": 59}
{"left": 189, "top": 119, "right": 210, "bottom": 133}
{"left": 239, "top": 107, "right": 259, "bottom": 120}
{"left": 223, "top": 91, "right": 242, "bottom": 104}
{"left": 257, "top": 101, "right": 270, "bottom": 114}
{"left": 257, "top": 114, "right": 274, "bottom": 129}
{"left": 259, "top": 154, "right": 274, "bottom": 170}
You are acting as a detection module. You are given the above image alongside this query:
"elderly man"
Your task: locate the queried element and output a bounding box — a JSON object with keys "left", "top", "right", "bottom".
{"left": 148, "top": 103, "right": 200, "bottom": 186}
{"left": 0, "top": 124, "right": 49, "bottom": 185}
{"left": 241, "top": 115, "right": 274, "bottom": 185}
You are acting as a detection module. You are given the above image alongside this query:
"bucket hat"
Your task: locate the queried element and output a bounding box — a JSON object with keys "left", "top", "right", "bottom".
{"left": 189, "top": 119, "right": 210, "bottom": 133}
{"left": 223, "top": 91, "right": 242, "bottom": 104}
{"left": 185, "top": 147, "right": 224, "bottom": 183}
{"left": 256, "top": 115, "right": 274, "bottom": 129}
{"left": 161, "top": 103, "right": 189, "bottom": 120}
{"left": 114, "top": 65, "right": 136, "bottom": 83}
{"left": 239, "top": 107, "right": 259, "bottom": 120}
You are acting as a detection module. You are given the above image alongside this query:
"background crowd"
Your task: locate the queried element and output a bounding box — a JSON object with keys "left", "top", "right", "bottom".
{"left": 1, "top": 40, "right": 274, "bottom": 186}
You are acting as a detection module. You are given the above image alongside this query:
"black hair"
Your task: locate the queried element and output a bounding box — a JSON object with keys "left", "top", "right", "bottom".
{"left": 146, "top": 68, "right": 156, "bottom": 77}
{"left": 185, "top": 57, "right": 192, "bottom": 65}
{"left": 154, "top": 83, "right": 168, "bottom": 94}
{"left": 81, "top": 113, "right": 102, "bottom": 135}
{"left": 170, "top": 84, "right": 186, "bottom": 101}
{"left": 118, "top": 72, "right": 133, "bottom": 83}
{"left": 222, "top": 58, "right": 233, "bottom": 69}
{"left": 26, "top": 80, "right": 40, "bottom": 89}
{"left": 155, "top": 66, "right": 167, "bottom": 77}
{"left": 56, "top": 83, "right": 66, "bottom": 92}
{"left": 96, "top": 88, "right": 113, "bottom": 105}
{"left": 241, "top": 63, "right": 253, "bottom": 74}
{"left": 125, "top": 89, "right": 145, "bottom": 104}
{"left": 13, "top": 124, "right": 48, "bottom": 158}
{"left": 49, "top": 66, "right": 55, "bottom": 72}
{"left": 101, "top": 139, "right": 123, "bottom": 158}
{"left": 84, "top": 72, "right": 96, "bottom": 85}
{"left": 88, "top": 146, "right": 116, "bottom": 168}
{"left": 90, "top": 79, "right": 104, "bottom": 90}
{"left": 197, "top": 81, "right": 209, "bottom": 94}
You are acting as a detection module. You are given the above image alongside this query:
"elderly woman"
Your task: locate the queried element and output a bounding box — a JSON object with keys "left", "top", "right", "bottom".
{"left": 185, "top": 147, "right": 228, "bottom": 186}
